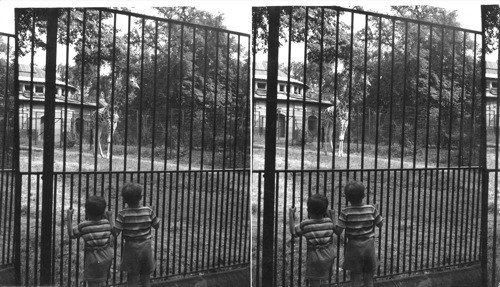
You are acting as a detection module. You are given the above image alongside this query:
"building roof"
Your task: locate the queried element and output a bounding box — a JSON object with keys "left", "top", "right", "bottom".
{"left": 254, "top": 62, "right": 306, "bottom": 86}
{"left": 487, "top": 61, "right": 497, "bottom": 79}
{"left": 18, "top": 91, "right": 97, "bottom": 109}
{"left": 253, "top": 89, "right": 332, "bottom": 108}
{"left": 18, "top": 63, "right": 77, "bottom": 90}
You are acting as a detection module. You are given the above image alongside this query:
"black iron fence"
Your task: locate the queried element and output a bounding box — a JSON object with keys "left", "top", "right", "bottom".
{"left": 0, "top": 31, "right": 15, "bottom": 270}
{"left": 484, "top": 6, "right": 500, "bottom": 287}
{"left": 12, "top": 7, "right": 250, "bottom": 285}
{"left": 253, "top": 6, "right": 485, "bottom": 286}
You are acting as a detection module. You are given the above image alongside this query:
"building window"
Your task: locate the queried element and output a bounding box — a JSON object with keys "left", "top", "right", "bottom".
{"left": 294, "top": 86, "right": 298, "bottom": 94}
{"left": 35, "top": 86, "right": 44, "bottom": 93}
{"left": 257, "top": 82, "right": 266, "bottom": 90}
{"left": 24, "top": 84, "right": 32, "bottom": 92}
{"left": 493, "top": 81, "right": 498, "bottom": 88}
{"left": 279, "top": 84, "right": 285, "bottom": 92}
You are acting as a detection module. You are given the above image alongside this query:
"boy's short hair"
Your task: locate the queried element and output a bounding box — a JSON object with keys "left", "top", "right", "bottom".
{"left": 85, "top": 196, "right": 106, "bottom": 218}
{"left": 122, "top": 182, "right": 143, "bottom": 205}
{"left": 344, "top": 181, "right": 365, "bottom": 204}
{"left": 307, "top": 193, "right": 329, "bottom": 216}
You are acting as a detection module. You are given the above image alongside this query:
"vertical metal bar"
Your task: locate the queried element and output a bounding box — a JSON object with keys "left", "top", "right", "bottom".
{"left": 282, "top": 8, "right": 293, "bottom": 282}
{"left": 243, "top": 35, "right": 251, "bottom": 266}
{"left": 290, "top": 171, "right": 296, "bottom": 285}
{"left": 316, "top": 7, "right": 325, "bottom": 171}
{"left": 187, "top": 26, "right": 196, "bottom": 272}
{"left": 446, "top": 29, "right": 457, "bottom": 266}
{"left": 458, "top": 31, "right": 467, "bottom": 264}
{"left": 436, "top": 26, "right": 445, "bottom": 266}
{"left": 346, "top": 11, "right": 354, "bottom": 169}
{"left": 399, "top": 21, "right": 409, "bottom": 273}
{"left": 273, "top": 172, "right": 280, "bottom": 287}
{"left": 179, "top": 171, "right": 185, "bottom": 274}
{"left": 137, "top": 17, "right": 145, "bottom": 172}
{"left": 411, "top": 22, "right": 421, "bottom": 273}
{"left": 426, "top": 25, "right": 435, "bottom": 269}
{"left": 361, "top": 14, "right": 368, "bottom": 176}
{"left": 301, "top": 6, "right": 309, "bottom": 173}
{"left": 51, "top": 175, "right": 57, "bottom": 281}
{"left": 479, "top": 9, "right": 488, "bottom": 282}
{"left": 262, "top": 6, "right": 280, "bottom": 285}
{"left": 94, "top": 10, "right": 102, "bottom": 170}
{"left": 210, "top": 30, "right": 219, "bottom": 269}
{"left": 59, "top": 9, "right": 71, "bottom": 284}
{"left": 198, "top": 27, "right": 208, "bottom": 271}
{"left": 12, "top": 10, "right": 22, "bottom": 282}
{"left": 150, "top": 20, "right": 158, "bottom": 174}
{"left": 123, "top": 15, "right": 131, "bottom": 171}
{"left": 220, "top": 32, "right": 230, "bottom": 268}
{"left": 494, "top": 16, "right": 500, "bottom": 286}
{"left": 35, "top": 175, "right": 40, "bottom": 285}
{"left": 229, "top": 34, "right": 241, "bottom": 266}
{"left": 256, "top": 173, "right": 262, "bottom": 287}
{"left": 387, "top": 18, "right": 396, "bottom": 275}
{"left": 109, "top": 12, "right": 117, "bottom": 173}
{"left": 331, "top": 8, "right": 340, "bottom": 170}
{"left": 40, "top": 9, "right": 58, "bottom": 285}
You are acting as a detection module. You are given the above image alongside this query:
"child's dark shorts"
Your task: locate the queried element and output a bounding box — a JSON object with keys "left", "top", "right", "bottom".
{"left": 306, "top": 242, "right": 336, "bottom": 280}
{"left": 83, "top": 245, "right": 113, "bottom": 283}
{"left": 342, "top": 237, "right": 379, "bottom": 274}
{"left": 121, "top": 239, "right": 155, "bottom": 275}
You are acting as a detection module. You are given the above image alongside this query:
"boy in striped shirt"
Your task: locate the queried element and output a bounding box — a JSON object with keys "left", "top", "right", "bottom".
{"left": 289, "top": 193, "right": 336, "bottom": 287}
{"left": 67, "top": 196, "right": 114, "bottom": 287}
{"left": 336, "top": 181, "right": 383, "bottom": 287}
{"left": 113, "top": 182, "right": 160, "bottom": 287}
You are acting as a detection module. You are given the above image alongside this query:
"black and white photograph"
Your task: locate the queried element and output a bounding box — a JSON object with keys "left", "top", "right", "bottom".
{"left": 1, "top": 1, "right": 500, "bottom": 287}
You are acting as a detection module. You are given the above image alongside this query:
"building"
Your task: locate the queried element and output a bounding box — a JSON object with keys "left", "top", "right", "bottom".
{"left": 18, "top": 64, "right": 96, "bottom": 146}
{"left": 253, "top": 62, "right": 331, "bottom": 144}
{"left": 486, "top": 61, "right": 499, "bottom": 127}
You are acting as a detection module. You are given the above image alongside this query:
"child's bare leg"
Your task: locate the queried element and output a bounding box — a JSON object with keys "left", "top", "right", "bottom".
{"left": 363, "top": 271, "right": 374, "bottom": 287}
{"left": 127, "top": 273, "right": 140, "bottom": 287}
{"left": 140, "top": 274, "right": 151, "bottom": 287}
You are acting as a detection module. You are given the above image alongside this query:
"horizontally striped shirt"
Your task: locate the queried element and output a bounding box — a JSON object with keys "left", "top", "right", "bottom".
{"left": 115, "top": 206, "right": 160, "bottom": 241}
{"left": 73, "top": 219, "right": 112, "bottom": 249}
{"left": 294, "top": 217, "right": 335, "bottom": 247}
{"left": 337, "top": 204, "right": 383, "bottom": 239}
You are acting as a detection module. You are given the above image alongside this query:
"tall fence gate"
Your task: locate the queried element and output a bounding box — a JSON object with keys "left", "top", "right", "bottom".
{"left": 0, "top": 31, "right": 16, "bottom": 279}
{"left": 253, "top": 6, "right": 487, "bottom": 286}
{"left": 8, "top": 7, "right": 250, "bottom": 286}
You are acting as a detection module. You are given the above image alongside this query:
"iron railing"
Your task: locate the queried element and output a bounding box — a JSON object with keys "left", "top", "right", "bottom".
{"left": 253, "top": 6, "right": 484, "bottom": 286}
{"left": 13, "top": 7, "right": 250, "bottom": 286}
{"left": 0, "top": 31, "right": 16, "bottom": 270}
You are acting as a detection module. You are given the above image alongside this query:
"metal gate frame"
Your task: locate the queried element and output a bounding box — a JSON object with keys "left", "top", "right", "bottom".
{"left": 10, "top": 7, "right": 251, "bottom": 286}
{"left": 255, "top": 5, "right": 490, "bottom": 287}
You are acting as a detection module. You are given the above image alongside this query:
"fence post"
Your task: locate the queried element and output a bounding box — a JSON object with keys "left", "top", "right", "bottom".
{"left": 480, "top": 6, "right": 490, "bottom": 287}
{"left": 40, "top": 8, "right": 58, "bottom": 286}
{"left": 262, "top": 6, "right": 280, "bottom": 287}
{"left": 13, "top": 9, "right": 21, "bottom": 285}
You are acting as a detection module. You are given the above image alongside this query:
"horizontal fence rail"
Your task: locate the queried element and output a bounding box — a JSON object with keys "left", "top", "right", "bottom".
{"left": 252, "top": 6, "right": 484, "bottom": 286}
{"left": 14, "top": 7, "right": 250, "bottom": 285}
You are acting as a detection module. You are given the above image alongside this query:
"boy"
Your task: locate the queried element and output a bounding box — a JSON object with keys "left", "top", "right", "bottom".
{"left": 289, "top": 193, "right": 336, "bottom": 287}
{"left": 336, "top": 181, "right": 383, "bottom": 287}
{"left": 113, "top": 182, "right": 160, "bottom": 287}
{"left": 67, "top": 196, "right": 114, "bottom": 287}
